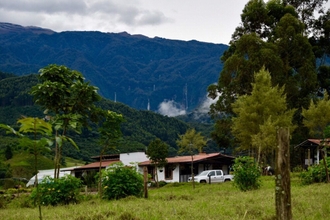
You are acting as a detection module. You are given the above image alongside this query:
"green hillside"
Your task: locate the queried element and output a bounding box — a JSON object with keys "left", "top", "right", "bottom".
{"left": 0, "top": 73, "right": 193, "bottom": 162}
{"left": 0, "top": 22, "right": 228, "bottom": 111}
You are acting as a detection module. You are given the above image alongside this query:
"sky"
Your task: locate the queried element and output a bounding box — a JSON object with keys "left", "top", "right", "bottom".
{"left": 0, "top": 0, "right": 249, "bottom": 45}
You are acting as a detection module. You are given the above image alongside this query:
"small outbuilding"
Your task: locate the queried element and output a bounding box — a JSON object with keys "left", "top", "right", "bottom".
{"left": 295, "top": 139, "right": 330, "bottom": 168}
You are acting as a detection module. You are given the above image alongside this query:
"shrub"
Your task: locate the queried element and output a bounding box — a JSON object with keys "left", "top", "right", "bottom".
{"left": 3, "top": 179, "right": 15, "bottom": 189}
{"left": 158, "top": 181, "right": 167, "bottom": 187}
{"left": 30, "top": 175, "right": 82, "bottom": 206}
{"left": 232, "top": 156, "right": 261, "bottom": 191}
{"left": 102, "top": 163, "right": 144, "bottom": 200}
{"left": 299, "top": 157, "right": 330, "bottom": 185}
{"left": 0, "top": 195, "right": 11, "bottom": 208}
{"left": 149, "top": 180, "right": 167, "bottom": 188}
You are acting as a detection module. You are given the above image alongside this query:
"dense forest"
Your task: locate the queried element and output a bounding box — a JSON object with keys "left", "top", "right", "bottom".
{"left": 0, "top": 72, "right": 219, "bottom": 179}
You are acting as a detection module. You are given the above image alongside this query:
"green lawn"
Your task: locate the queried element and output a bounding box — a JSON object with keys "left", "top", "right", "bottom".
{"left": 1, "top": 176, "right": 329, "bottom": 220}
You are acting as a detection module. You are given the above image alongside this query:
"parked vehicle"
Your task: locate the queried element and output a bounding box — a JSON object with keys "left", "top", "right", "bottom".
{"left": 188, "top": 169, "right": 234, "bottom": 183}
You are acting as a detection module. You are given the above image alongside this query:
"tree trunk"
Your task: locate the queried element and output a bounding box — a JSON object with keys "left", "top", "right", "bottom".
{"left": 257, "top": 145, "right": 261, "bottom": 164}
{"left": 155, "top": 165, "right": 159, "bottom": 188}
{"left": 191, "top": 155, "right": 195, "bottom": 189}
{"left": 143, "top": 166, "right": 148, "bottom": 198}
{"left": 98, "top": 151, "right": 104, "bottom": 199}
{"left": 321, "top": 149, "right": 329, "bottom": 183}
{"left": 54, "top": 130, "right": 59, "bottom": 178}
{"left": 275, "top": 128, "right": 292, "bottom": 220}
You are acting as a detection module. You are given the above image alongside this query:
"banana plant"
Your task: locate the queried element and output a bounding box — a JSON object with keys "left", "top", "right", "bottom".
{"left": 1, "top": 117, "right": 53, "bottom": 220}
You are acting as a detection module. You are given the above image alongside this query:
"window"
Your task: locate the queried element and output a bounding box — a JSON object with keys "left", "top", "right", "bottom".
{"left": 165, "top": 165, "right": 173, "bottom": 180}
{"left": 208, "top": 171, "right": 215, "bottom": 176}
{"left": 148, "top": 166, "right": 155, "bottom": 180}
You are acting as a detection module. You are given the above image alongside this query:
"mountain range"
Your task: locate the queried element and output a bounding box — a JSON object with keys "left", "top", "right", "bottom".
{"left": 0, "top": 22, "right": 227, "bottom": 114}
{"left": 0, "top": 72, "right": 221, "bottom": 161}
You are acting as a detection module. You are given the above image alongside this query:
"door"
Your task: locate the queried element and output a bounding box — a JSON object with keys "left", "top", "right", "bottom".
{"left": 215, "top": 170, "right": 225, "bottom": 182}
{"left": 207, "top": 170, "right": 216, "bottom": 183}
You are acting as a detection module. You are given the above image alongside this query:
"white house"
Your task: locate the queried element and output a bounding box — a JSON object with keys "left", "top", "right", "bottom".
{"left": 139, "top": 152, "right": 235, "bottom": 183}
{"left": 69, "top": 152, "right": 148, "bottom": 179}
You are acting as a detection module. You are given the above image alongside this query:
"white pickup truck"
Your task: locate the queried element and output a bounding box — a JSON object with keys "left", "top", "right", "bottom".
{"left": 188, "top": 169, "right": 234, "bottom": 183}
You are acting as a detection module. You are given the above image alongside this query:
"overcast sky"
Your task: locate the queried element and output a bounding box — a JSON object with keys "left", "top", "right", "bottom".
{"left": 0, "top": 0, "right": 249, "bottom": 44}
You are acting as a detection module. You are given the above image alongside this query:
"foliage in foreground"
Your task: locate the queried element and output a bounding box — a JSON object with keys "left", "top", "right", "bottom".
{"left": 232, "top": 156, "right": 261, "bottom": 191}
{"left": 102, "top": 163, "right": 144, "bottom": 200}
{"left": 2, "top": 177, "right": 330, "bottom": 220}
{"left": 299, "top": 157, "right": 330, "bottom": 185}
{"left": 30, "top": 175, "right": 82, "bottom": 206}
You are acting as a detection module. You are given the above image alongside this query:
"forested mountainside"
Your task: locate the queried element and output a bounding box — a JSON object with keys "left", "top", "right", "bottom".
{"left": 0, "top": 22, "right": 228, "bottom": 112}
{"left": 0, "top": 73, "right": 218, "bottom": 163}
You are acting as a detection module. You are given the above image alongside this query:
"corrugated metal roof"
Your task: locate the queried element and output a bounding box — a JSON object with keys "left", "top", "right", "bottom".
{"left": 139, "top": 153, "right": 234, "bottom": 165}
{"left": 73, "top": 160, "right": 120, "bottom": 170}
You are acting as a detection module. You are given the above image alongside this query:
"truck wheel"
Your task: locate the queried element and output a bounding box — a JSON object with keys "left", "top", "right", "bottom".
{"left": 200, "top": 180, "right": 206, "bottom": 183}
{"left": 224, "top": 179, "right": 230, "bottom": 182}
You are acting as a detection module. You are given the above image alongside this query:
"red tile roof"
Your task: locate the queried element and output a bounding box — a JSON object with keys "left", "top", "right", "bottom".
{"left": 296, "top": 139, "right": 330, "bottom": 148}
{"left": 308, "top": 139, "right": 330, "bottom": 146}
{"left": 139, "top": 153, "right": 234, "bottom": 166}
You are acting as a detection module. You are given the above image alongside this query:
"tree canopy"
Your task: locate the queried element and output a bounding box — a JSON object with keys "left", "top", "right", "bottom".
{"left": 176, "top": 128, "right": 207, "bottom": 155}
{"left": 146, "top": 138, "right": 169, "bottom": 168}
{"left": 302, "top": 92, "right": 330, "bottom": 138}
{"left": 231, "top": 67, "right": 296, "bottom": 162}
{"left": 30, "top": 64, "right": 102, "bottom": 178}
{"left": 208, "top": 0, "right": 330, "bottom": 150}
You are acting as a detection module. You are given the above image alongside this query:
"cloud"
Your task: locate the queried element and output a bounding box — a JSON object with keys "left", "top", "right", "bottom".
{"left": 0, "top": 0, "right": 86, "bottom": 14}
{"left": 0, "top": 0, "right": 171, "bottom": 31}
{"left": 196, "top": 93, "right": 219, "bottom": 114}
{"left": 158, "top": 100, "right": 186, "bottom": 117}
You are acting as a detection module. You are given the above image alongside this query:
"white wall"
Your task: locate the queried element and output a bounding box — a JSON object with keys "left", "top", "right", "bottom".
{"left": 152, "top": 165, "right": 180, "bottom": 183}
{"left": 120, "top": 152, "right": 148, "bottom": 166}
{"left": 120, "top": 152, "right": 149, "bottom": 173}
{"left": 170, "top": 166, "right": 180, "bottom": 182}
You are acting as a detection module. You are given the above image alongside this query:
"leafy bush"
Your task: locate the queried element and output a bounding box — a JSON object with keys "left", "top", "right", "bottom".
{"left": 232, "top": 156, "right": 261, "bottom": 191}
{"left": 149, "top": 180, "right": 167, "bottom": 188}
{"left": 30, "top": 175, "right": 82, "bottom": 206}
{"left": 299, "top": 157, "right": 330, "bottom": 185}
{"left": 0, "top": 195, "right": 11, "bottom": 208}
{"left": 158, "top": 181, "right": 167, "bottom": 187}
{"left": 102, "top": 163, "right": 144, "bottom": 200}
{"left": 3, "top": 179, "right": 14, "bottom": 189}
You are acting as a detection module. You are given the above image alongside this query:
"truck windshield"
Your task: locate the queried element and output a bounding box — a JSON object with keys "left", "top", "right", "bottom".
{"left": 197, "top": 171, "right": 209, "bottom": 176}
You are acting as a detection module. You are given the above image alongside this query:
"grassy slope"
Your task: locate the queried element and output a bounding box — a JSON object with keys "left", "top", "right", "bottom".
{"left": 6, "top": 152, "right": 54, "bottom": 179}
{"left": 1, "top": 176, "right": 329, "bottom": 219}
{"left": 5, "top": 153, "right": 85, "bottom": 180}
{"left": 64, "top": 157, "right": 85, "bottom": 167}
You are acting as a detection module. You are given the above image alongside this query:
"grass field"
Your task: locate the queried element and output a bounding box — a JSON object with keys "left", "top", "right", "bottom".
{"left": 65, "top": 157, "right": 86, "bottom": 167}
{"left": 1, "top": 176, "right": 329, "bottom": 220}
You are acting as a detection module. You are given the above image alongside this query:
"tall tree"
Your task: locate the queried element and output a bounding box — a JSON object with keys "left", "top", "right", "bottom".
{"left": 30, "top": 64, "right": 102, "bottom": 178}
{"left": 208, "top": 0, "right": 324, "bottom": 150}
{"left": 146, "top": 138, "right": 169, "bottom": 187}
{"left": 231, "top": 67, "right": 296, "bottom": 163}
{"left": 98, "top": 110, "right": 124, "bottom": 198}
{"left": 302, "top": 92, "right": 330, "bottom": 182}
{"left": 176, "top": 128, "right": 207, "bottom": 189}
